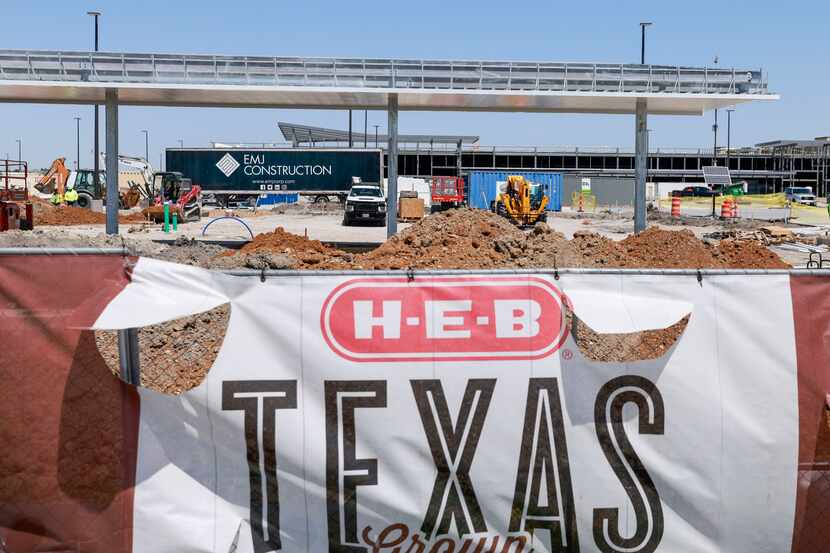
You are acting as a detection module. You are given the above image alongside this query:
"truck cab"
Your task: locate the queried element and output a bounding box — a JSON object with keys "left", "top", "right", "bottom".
{"left": 342, "top": 183, "right": 386, "bottom": 226}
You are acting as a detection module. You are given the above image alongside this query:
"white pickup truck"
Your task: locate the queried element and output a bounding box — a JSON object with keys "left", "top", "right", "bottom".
{"left": 342, "top": 184, "right": 387, "bottom": 226}
{"left": 784, "top": 186, "right": 817, "bottom": 206}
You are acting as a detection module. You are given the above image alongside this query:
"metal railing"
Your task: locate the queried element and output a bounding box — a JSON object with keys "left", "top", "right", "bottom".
{"left": 0, "top": 50, "right": 770, "bottom": 96}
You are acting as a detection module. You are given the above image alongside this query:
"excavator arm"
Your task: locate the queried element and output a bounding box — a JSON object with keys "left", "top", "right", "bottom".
{"left": 35, "top": 157, "right": 69, "bottom": 196}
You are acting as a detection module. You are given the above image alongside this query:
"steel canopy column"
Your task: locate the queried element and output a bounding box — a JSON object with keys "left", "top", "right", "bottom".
{"left": 634, "top": 98, "right": 648, "bottom": 233}
{"left": 456, "top": 139, "right": 463, "bottom": 178}
{"left": 105, "top": 89, "right": 119, "bottom": 235}
{"left": 386, "top": 94, "right": 399, "bottom": 237}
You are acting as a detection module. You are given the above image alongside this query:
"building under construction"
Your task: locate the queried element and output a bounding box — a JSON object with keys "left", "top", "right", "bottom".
{"left": 275, "top": 122, "right": 830, "bottom": 197}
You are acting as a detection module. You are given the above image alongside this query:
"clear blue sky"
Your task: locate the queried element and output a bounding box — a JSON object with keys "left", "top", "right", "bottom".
{"left": 2, "top": 0, "right": 828, "bottom": 169}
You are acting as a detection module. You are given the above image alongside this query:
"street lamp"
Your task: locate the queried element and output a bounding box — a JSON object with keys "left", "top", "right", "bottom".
{"left": 712, "top": 56, "right": 719, "bottom": 166}
{"left": 726, "top": 109, "right": 735, "bottom": 170}
{"left": 178, "top": 139, "right": 184, "bottom": 148}
{"left": 141, "top": 130, "right": 149, "bottom": 161}
{"left": 74, "top": 116, "right": 81, "bottom": 169}
{"left": 87, "top": 11, "right": 101, "bottom": 190}
{"left": 15, "top": 139, "right": 21, "bottom": 161}
{"left": 373, "top": 125, "right": 380, "bottom": 147}
{"left": 364, "top": 111, "right": 368, "bottom": 148}
{"left": 639, "top": 22, "right": 653, "bottom": 65}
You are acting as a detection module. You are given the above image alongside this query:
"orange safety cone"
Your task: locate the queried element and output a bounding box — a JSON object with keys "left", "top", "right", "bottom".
{"left": 671, "top": 196, "right": 681, "bottom": 217}
{"left": 732, "top": 197, "right": 739, "bottom": 218}
{"left": 577, "top": 193, "right": 584, "bottom": 213}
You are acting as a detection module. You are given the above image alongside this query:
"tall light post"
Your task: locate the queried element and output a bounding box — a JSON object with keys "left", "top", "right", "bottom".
{"left": 364, "top": 111, "right": 368, "bottom": 147}
{"left": 141, "top": 130, "right": 149, "bottom": 161}
{"left": 178, "top": 139, "right": 184, "bottom": 148}
{"left": 639, "top": 22, "right": 653, "bottom": 64}
{"left": 87, "top": 11, "right": 101, "bottom": 191}
{"left": 712, "top": 56, "right": 719, "bottom": 165}
{"left": 726, "top": 108, "right": 735, "bottom": 170}
{"left": 15, "top": 139, "right": 21, "bottom": 161}
{"left": 74, "top": 116, "right": 81, "bottom": 169}
{"left": 373, "top": 125, "right": 380, "bottom": 147}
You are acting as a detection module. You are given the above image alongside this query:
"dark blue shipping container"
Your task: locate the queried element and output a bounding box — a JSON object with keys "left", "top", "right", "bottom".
{"left": 467, "top": 171, "right": 562, "bottom": 212}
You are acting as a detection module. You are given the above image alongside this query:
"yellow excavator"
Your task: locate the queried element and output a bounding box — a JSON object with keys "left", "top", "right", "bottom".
{"left": 492, "top": 175, "right": 549, "bottom": 227}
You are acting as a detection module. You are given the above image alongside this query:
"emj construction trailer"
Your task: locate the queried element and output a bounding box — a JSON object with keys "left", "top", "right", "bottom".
{"left": 166, "top": 148, "right": 382, "bottom": 203}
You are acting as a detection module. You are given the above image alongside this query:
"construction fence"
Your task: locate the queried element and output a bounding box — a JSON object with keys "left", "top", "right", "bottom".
{"left": 2, "top": 252, "right": 830, "bottom": 553}
{"left": 658, "top": 193, "right": 830, "bottom": 224}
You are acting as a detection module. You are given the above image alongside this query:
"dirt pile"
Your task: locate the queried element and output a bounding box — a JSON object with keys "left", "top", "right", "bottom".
{"left": 213, "top": 226, "right": 354, "bottom": 269}
{"left": 216, "top": 210, "right": 791, "bottom": 271}
{"left": 327, "top": 208, "right": 525, "bottom": 269}
{"left": 32, "top": 199, "right": 148, "bottom": 226}
{"left": 712, "top": 238, "right": 791, "bottom": 269}
{"left": 619, "top": 228, "right": 720, "bottom": 268}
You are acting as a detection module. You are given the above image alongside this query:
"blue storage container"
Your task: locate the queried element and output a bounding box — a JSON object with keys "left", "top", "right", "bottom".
{"left": 467, "top": 171, "right": 562, "bottom": 212}
{"left": 256, "top": 193, "right": 299, "bottom": 206}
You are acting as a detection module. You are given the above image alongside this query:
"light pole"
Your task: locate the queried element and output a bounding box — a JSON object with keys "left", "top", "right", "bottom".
{"left": 178, "top": 139, "right": 183, "bottom": 148}
{"left": 74, "top": 117, "right": 81, "bottom": 169}
{"left": 141, "top": 130, "right": 149, "bottom": 161}
{"left": 712, "top": 56, "right": 719, "bottom": 165}
{"left": 373, "top": 125, "right": 380, "bottom": 147}
{"left": 87, "top": 11, "right": 101, "bottom": 191}
{"left": 639, "top": 22, "right": 653, "bottom": 64}
{"left": 364, "top": 111, "right": 368, "bottom": 148}
{"left": 726, "top": 109, "right": 734, "bottom": 170}
{"left": 15, "top": 139, "right": 21, "bottom": 161}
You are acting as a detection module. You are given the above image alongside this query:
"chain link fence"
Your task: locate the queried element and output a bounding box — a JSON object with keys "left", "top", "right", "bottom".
{"left": 795, "top": 462, "right": 830, "bottom": 552}
{"left": 95, "top": 304, "right": 229, "bottom": 395}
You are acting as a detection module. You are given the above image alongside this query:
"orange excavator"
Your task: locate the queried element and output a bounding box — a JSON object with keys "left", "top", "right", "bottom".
{"left": 35, "top": 157, "right": 70, "bottom": 200}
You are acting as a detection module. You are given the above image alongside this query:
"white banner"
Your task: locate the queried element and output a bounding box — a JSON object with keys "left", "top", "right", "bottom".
{"left": 93, "top": 259, "right": 800, "bottom": 553}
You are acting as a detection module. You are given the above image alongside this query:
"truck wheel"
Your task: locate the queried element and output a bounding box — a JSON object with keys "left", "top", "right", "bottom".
{"left": 76, "top": 193, "right": 93, "bottom": 209}
{"left": 342, "top": 216, "right": 351, "bottom": 227}
{"left": 314, "top": 195, "right": 330, "bottom": 204}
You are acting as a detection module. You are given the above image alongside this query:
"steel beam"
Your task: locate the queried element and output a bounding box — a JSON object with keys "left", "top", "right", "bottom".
{"left": 387, "top": 94, "right": 398, "bottom": 237}
{"left": 105, "top": 89, "right": 119, "bottom": 234}
{"left": 117, "top": 328, "right": 141, "bottom": 385}
{"left": 634, "top": 98, "right": 648, "bottom": 233}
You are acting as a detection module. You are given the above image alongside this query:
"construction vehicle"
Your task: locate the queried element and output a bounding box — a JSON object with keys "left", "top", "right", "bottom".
{"left": 430, "top": 176, "right": 465, "bottom": 213}
{"left": 100, "top": 154, "right": 202, "bottom": 221}
{"left": 35, "top": 156, "right": 144, "bottom": 209}
{"left": 1, "top": 159, "right": 34, "bottom": 230}
{"left": 491, "top": 175, "right": 548, "bottom": 227}
{"left": 143, "top": 172, "right": 202, "bottom": 222}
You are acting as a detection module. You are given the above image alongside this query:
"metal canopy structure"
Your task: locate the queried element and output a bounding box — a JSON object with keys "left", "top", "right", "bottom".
{"left": 278, "top": 122, "right": 478, "bottom": 147}
{"left": 0, "top": 50, "right": 775, "bottom": 114}
{"left": 0, "top": 48, "right": 778, "bottom": 236}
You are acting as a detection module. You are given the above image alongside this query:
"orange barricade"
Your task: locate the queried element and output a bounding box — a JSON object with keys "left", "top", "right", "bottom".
{"left": 671, "top": 196, "right": 681, "bottom": 217}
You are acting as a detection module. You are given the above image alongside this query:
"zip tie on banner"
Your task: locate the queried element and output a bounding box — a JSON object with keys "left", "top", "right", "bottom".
{"left": 697, "top": 268, "right": 703, "bottom": 286}
{"left": 407, "top": 268, "right": 415, "bottom": 282}
{"left": 553, "top": 255, "right": 560, "bottom": 280}
{"left": 260, "top": 267, "right": 266, "bottom": 283}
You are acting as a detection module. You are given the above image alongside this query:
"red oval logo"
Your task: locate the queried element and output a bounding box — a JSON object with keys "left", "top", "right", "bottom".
{"left": 321, "top": 276, "right": 569, "bottom": 362}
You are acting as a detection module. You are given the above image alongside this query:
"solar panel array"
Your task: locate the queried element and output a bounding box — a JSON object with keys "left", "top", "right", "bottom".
{"left": 703, "top": 165, "right": 732, "bottom": 186}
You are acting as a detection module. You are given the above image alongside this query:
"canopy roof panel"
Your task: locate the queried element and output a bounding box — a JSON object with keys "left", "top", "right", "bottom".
{"left": 0, "top": 50, "right": 778, "bottom": 115}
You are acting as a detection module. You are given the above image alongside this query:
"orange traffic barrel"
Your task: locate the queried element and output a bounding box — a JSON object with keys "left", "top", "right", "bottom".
{"left": 671, "top": 196, "right": 681, "bottom": 217}
{"left": 720, "top": 197, "right": 734, "bottom": 218}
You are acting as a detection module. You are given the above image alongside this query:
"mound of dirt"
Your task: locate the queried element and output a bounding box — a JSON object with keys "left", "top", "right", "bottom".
{"left": 216, "top": 226, "right": 354, "bottom": 268}
{"left": 328, "top": 208, "right": 524, "bottom": 269}
{"left": 712, "top": 238, "right": 791, "bottom": 269}
{"left": 32, "top": 199, "right": 149, "bottom": 226}
{"left": 619, "top": 227, "right": 719, "bottom": 268}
